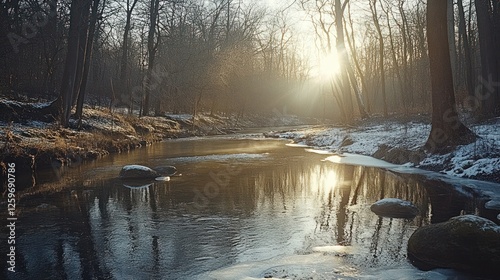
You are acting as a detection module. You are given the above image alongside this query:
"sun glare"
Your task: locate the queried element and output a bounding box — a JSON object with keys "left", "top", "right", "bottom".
{"left": 315, "top": 51, "right": 341, "bottom": 82}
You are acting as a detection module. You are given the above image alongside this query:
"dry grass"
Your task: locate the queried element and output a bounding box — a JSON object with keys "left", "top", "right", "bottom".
{"left": 0, "top": 106, "right": 185, "bottom": 174}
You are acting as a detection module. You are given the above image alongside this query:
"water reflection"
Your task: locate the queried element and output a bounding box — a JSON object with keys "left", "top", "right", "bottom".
{"left": 1, "top": 139, "right": 493, "bottom": 279}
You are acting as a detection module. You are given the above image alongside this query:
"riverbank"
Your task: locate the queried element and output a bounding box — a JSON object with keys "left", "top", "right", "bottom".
{"left": 0, "top": 98, "right": 314, "bottom": 186}
{"left": 2, "top": 97, "right": 500, "bottom": 186}
{"left": 266, "top": 116, "right": 500, "bottom": 183}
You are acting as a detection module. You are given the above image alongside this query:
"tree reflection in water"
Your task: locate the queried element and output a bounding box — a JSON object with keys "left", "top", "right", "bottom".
{"left": 3, "top": 138, "right": 492, "bottom": 280}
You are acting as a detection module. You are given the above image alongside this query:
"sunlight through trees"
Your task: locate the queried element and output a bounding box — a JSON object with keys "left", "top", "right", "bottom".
{"left": 0, "top": 0, "right": 498, "bottom": 125}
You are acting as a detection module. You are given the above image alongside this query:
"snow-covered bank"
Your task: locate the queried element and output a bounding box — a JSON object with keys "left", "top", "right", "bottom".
{"left": 267, "top": 118, "right": 500, "bottom": 183}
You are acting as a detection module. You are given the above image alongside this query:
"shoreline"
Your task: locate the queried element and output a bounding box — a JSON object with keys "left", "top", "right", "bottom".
{"left": 265, "top": 117, "right": 500, "bottom": 184}
{"left": 2, "top": 99, "right": 499, "bottom": 190}
{"left": 0, "top": 102, "right": 315, "bottom": 189}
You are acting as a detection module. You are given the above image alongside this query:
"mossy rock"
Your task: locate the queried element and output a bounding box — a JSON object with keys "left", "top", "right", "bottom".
{"left": 407, "top": 215, "right": 500, "bottom": 277}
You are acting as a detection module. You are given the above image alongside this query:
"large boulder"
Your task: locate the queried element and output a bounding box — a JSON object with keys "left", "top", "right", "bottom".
{"left": 119, "top": 165, "right": 160, "bottom": 179}
{"left": 370, "top": 198, "right": 419, "bottom": 219}
{"left": 407, "top": 215, "right": 500, "bottom": 277}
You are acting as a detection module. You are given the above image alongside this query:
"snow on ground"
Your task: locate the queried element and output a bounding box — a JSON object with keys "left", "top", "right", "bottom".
{"left": 324, "top": 153, "right": 398, "bottom": 168}
{"left": 166, "top": 114, "right": 193, "bottom": 121}
{"left": 451, "top": 215, "right": 500, "bottom": 232}
{"left": 272, "top": 119, "right": 500, "bottom": 182}
{"left": 275, "top": 122, "right": 430, "bottom": 161}
{"left": 122, "top": 164, "right": 154, "bottom": 171}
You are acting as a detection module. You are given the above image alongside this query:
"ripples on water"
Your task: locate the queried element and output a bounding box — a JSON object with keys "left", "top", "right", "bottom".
{"left": 1, "top": 138, "right": 491, "bottom": 279}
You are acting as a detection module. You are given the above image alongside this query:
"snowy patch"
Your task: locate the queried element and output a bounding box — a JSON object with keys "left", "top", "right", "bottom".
{"left": 285, "top": 143, "right": 310, "bottom": 148}
{"left": 166, "top": 114, "right": 193, "bottom": 121}
{"left": 305, "top": 148, "right": 333, "bottom": 155}
{"left": 31, "top": 101, "right": 52, "bottom": 108}
{"left": 485, "top": 200, "right": 500, "bottom": 210}
{"left": 451, "top": 215, "right": 500, "bottom": 232}
{"left": 325, "top": 153, "right": 398, "bottom": 168}
{"left": 122, "top": 165, "right": 154, "bottom": 172}
{"left": 372, "top": 198, "right": 414, "bottom": 207}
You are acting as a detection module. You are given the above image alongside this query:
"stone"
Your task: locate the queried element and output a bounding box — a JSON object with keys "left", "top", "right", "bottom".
{"left": 36, "top": 203, "right": 57, "bottom": 211}
{"left": 407, "top": 215, "right": 500, "bottom": 277}
{"left": 119, "top": 165, "right": 160, "bottom": 179}
{"left": 370, "top": 198, "right": 419, "bottom": 219}
{"left": 153, "top": 165, "right": 177, "bottom": 176}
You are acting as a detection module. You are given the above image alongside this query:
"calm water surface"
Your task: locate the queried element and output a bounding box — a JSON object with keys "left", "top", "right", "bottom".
{"left": 1, "top": 136, "right": 492, "bottom": 279}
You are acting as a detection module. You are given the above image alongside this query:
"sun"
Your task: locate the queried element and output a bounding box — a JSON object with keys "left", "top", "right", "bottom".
{"left": 312, "top": 50, "right": 342, "bottom": 82}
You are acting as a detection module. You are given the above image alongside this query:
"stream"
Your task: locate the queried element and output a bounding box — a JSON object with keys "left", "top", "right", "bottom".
{"left": 1, "top": 134, "right": 498, "bottom": 279}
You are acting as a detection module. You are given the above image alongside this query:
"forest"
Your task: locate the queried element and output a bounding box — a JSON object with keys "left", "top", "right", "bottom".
{"left": 2, "top": 1, "right": 500, "bottom": 279}
{"left": 1, "top": 0, "right": 498, "bottom": 126}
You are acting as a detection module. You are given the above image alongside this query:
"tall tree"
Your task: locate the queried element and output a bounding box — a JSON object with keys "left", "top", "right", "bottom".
{"left": 142, "top": 0, "right": 160, "bottom": 116}
{"left": 119, "top": 0, "right": 139, "bottom": 112}
{"left": 425, "top": 0, "right": 476, "bottom": 152}
{"left": 370, "top": 0, "right": 388, "bottom": 117}
{"left": 397, "top": 0, "right": 414, "bottom": 108}
{"left": 345, "top": 2, "right": 371, "bottom": 114}
{"left": 57, "top": 0, "right": 92, "bottom": 127}
{"left": 475, "top": 0, "right": 500, "bottom": 118}
{"left": 447, "top": 0, "right": 458, "bottom": 89}
{"left": 381, "top": 1, "right": 407, "bottom": 112}
{"left": 76, "top": 0, "right": 103, "bottom": 127}
{"left": 457, "top": 0, "right": 475, "bottom": 99}
{"left": 335, "top": 0, "right": 368, "bottom": 121}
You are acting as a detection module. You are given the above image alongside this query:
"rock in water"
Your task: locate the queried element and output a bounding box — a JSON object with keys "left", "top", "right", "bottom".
{"left": 153, "top": 165, "right": 177, "bottom": 176}
{"left": 119, "top": 165, "right": 160, "bottom": 179}
{"left": 407, "top": 215, "right": 500, "bottom": 277}
{"left": 370, "top": 198, "right": 419, "bottom": 218}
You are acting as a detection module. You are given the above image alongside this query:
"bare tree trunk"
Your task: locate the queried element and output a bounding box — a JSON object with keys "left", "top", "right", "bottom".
{"left": 142, "top": 0, "right": 160, "bottom": 116}
{"left": 119, "top": 0, "right": 139, "bottom": 111}
{"left": 475, "top": 0, "right": 500, "bottom": 118}
{"left": 346, "top": 2, "right": 371, "bottom": 115}
{"left": 398, "top": 0, "right": 414, "bottom": 109}
{"left": 425, "top": 0, "right": 476, "bottom": 152}
{"left": 457, "top": 0, "right": 475, "bottom": 99}
{"left": 382, "top": 2, "right": 406, "bottom": 113}
{"left": 334, "top": 0, "right": 355, "bottom": 122}
{"left": 447, "top": 0, "right": 458, "bottom": 92}
{"left": 72, "top": 0, "right": 91, "bottom": 107}
{"left": 371, "top": 0, "right": 388, "bottom": 117}
{"left": 58, "top": 0, "right": 90, "bottom": 127}
{"left": 76, "top": 0, "right": 102, "bottom": 128}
